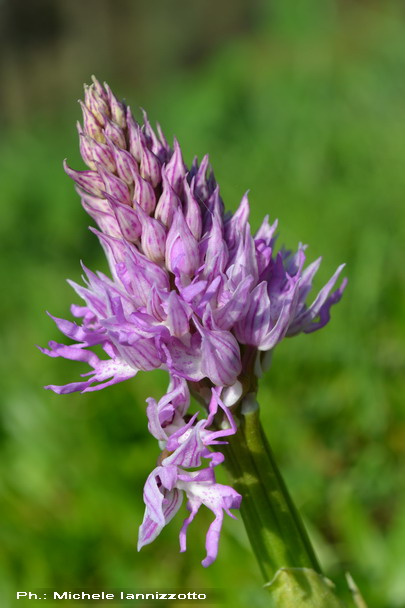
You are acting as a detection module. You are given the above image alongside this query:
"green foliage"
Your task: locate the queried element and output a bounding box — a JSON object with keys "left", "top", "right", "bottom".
{"left": 1, "top": 3, "right": 405, "bottom": 606}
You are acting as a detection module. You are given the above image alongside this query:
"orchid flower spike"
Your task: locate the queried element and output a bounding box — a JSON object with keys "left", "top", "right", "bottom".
{"left": 40, "top": 77, "right": 347, "bottom": 566}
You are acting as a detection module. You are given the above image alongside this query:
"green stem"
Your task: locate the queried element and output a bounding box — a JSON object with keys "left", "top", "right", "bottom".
{"left": 223, "top": 398, "right": 348, "bottom": 607}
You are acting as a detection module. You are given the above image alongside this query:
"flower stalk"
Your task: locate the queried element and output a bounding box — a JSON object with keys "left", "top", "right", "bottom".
{"left": 223, "top": 398, "right": 347, "bottom": 606}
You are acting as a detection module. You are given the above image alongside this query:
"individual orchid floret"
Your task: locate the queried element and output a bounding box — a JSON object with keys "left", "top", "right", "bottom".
{"left": 165, "top": 208, "right": 200, "bottom": 277}
{"left": 139, "top": 387, "right": 241, "bottom": 566}
{"left": 40, "top": 77, "right": 348, "bottom": 567}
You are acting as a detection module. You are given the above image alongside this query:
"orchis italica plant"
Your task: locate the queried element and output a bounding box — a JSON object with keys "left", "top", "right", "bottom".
{"left": 41, "top": 77, "right": 350, "bottom": 605}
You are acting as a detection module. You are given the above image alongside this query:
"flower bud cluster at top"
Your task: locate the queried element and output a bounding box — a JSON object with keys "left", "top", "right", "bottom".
{"left": 40, "top": 77, "right": 347, "bottom": 566}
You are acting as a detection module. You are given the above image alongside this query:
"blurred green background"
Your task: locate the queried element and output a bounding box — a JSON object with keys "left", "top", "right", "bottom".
{"left": 1, "top": 1, "right": 405, "bottom": 606}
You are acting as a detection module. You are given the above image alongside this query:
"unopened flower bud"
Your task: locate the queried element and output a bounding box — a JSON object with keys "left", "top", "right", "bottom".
{"left": 136, "top": 204, "right": 167, "bottom": 263}
{"left": 105, "top": 82, "right": 126, "bottom": 128}
{"left": 133, "top": 171, "right": 156, "bottom": 215}
{"left": 183, "top": 177, "right": 202, "bottom": 240}
{"left": 165, "top": 138, "right": 186, "bottom": 195}
{"left": 98, "top": 165, "right": 131, "bottom": 204}
{"left": 165, "top": 209, "right": 200, "bottom": 277}
{"left": 104, "top": 117, "right": 126, "bottom": 149}
{"left": 64, "top": 160, "right": 104, "bottom": 197}
{"left": 79, "top": 100, "right": 104, "bottom": 143}
{"left": 140, "top": 141, "right": 162, "bottom": 188}
{"left": 112, "top": 146, "right": 139, "bottom": 185}
{"left": 155, "top": 172, "right": 181, "bottom": 227}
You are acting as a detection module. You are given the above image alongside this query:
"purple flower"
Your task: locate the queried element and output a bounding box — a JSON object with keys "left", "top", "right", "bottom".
{"left": 40, "top": 77, "right": 347, "bottom": 565}
{"left": 139, "top": 387, "right": 241, "bottom": 567}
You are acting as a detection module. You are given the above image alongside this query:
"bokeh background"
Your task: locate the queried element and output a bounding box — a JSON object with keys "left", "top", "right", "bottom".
{"left": 1, "top": 1, "right": 405, "bottom": 606}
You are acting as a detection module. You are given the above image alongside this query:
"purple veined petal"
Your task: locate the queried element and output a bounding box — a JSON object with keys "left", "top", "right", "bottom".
{"left": 139, "top": 467, "right": 170, "bottom": 535}
{"left": 90, "top": 75, "right": 109, "bottom": 103}
{"left": 110, "top": 336, "right": 162, "bottom": 372}
{"left": 126, "top": 107, "right": 143, "bottom": 162}
{"left": 258, "top": 280, "right": 301, "bottom": 351}
{"left": 254, "top": 215, "right": 278, "bottom": 244}
{"left": 121, "top": 246, "right": 170, "bottom": 303}
{"left": 212, "top": 275, "right": 254, "bottom": 330}
{"left": 67, "top": 279, "right": 107, "bottom": 318}
{"left": 80, "top": 131, "right": 116, "bottom": 173}
{"left": 193, "top": 154, "right": 211, "bottom": 202}
{"left": 138, "top": 471, "right": 183, "bottom": 550}
{"left": 80, "top": 262, "right": 125, "bottom": 303}
{"left": 146, "top": 374, "right": 190, "bottom": 440}
{"left": 125, "top": 310, "right": 167, "bottom": 338}
{"left": 104, "top": 82, "right": 126, "bottom": 128}
{"left": 46, "top": 312, "right": 104, "bottom": 346}
{"left": 146, "top": 285, "right": 166, "bottom": 322}
{"left": 204, "top": 388, "right": 238, "bottom": 441}
{"left": 97, "top": 164, "right": 131, "bottom": 205}
{"left": 39, "top": 340, "right": 100, "bottom": 366}
{"left": 136, "top": 204, "right": 167, "bottom": 263}
{"left": 224, "top": 191, "right": 250, "bottom": 251}
{"left": 194, "top": 319, "right": 242, "bottom": 386}
{"left": 64, "top": 160, "right": 105, "bottom": 197}
{"left": 226, "top": 223, "right": 258, "bottom": 286}
{"left": 79, "top": 100, "right": 104, "bottom": 142}
{"left": 146, "top": 396, "right": 169, "bottom": 441}
{"left": 159, "top": 464, "right": 179, "bottom": 491}
{"left": 164, "top": 138, "right": 186, "bottom": 195}
{"left": 106, "top": 193, "right": 142, "bottom": 242}
{"left": 156, "top": 122, "right": 172, "bottom": 162}
{"left": 40, "top": 342, "right": 137, "bottom": 394}
{"left": 194, "top": 275, "right": 222, "bottom": 317}
{"left": 256, "top": 239, "right": 273, "bottom": 279}
{"left": 303, "top": 277, "right": 348, "bottom": 334}
{"left": 203, "top": 186, "right": 225, "bottom": 232}
{"left": 202, "top": 213, "right": 228, "bottom": 280}
{"left": 78, "top": 129, "right": 97, "bottom": 171}
{"left": 104, "top": 116, "right": 126, "bottom": 149}
{"left": 295, "top": 257, "right": 322, "bottom": 307}
{"left": 141, "top": 109, "right": 165, "bottom": 159}
{"left": 166, "top": 374, "right": 190, "bottom": 411}
{"left": 81, "top": 196, "right": 122, "bottom": 238}
{"left": 140, "top": 140, "right": 162, "bottom": 188}
{"left": 266, "top": 251, "right": 288, "bottom": 304}
{"left": 187, "top": 155, "right": 199, "bottom": 182}
{"left": 70, "top": 303, "right": 96, "bottom": 323}
{"left": 77, "top": 187, "right": 111, "bottom": 214}
{"left": 283, "top": 242, "right": 307, "bottom": 278}
{"left": 164, "top": 291, "right": 192, "bottom": 338}
{"left": 154, "top": 171, "right": 181, "bottom": 227}
{"left": 165, "top": 208, "right": 200, "bottom": 277}
{"left": 234, "top": 281, "right": 271, "bottom": 346}
{"left": 132, "top": 171, "right": 156, "bottom": 215}
{"left": 163, "top": 411, "right": 200, "bottom": 451}
{"left": 287, "top": 263, "right": 346, "bottom": 335}
{"left": 84, "top": 83, "right": 109, "bottom": 126}
{"left": 160, "top": 334, "right": 203, "bottom": 382}
{"left": 177, "top": 279, "right": 207, "bottom": 305}
{"left": 183, "top": 176, "right": 203, "bottom": 240}
{"left": 146, "top": 391, "right": 188, "bottom": 442}
{"left": 164, "top": 419, "right": 206, "bottom": 469}
{"left": 90, "top": 228, "right": 128, "bottom": 274}
{"left": 112, "top": 145, "right": 139, "bottom": 185}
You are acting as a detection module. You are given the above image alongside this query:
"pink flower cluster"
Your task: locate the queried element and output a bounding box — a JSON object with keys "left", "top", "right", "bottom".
{"left": 40, "top": 78, "right": 346, "bottom": 565}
